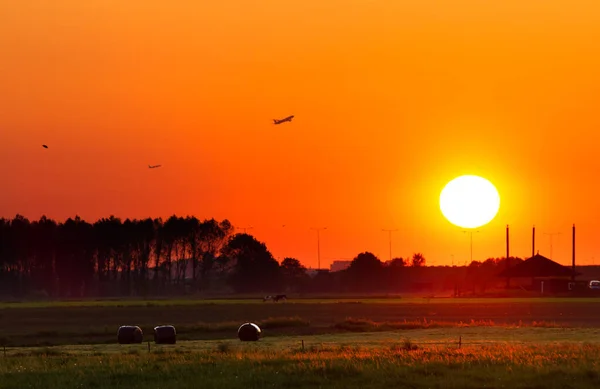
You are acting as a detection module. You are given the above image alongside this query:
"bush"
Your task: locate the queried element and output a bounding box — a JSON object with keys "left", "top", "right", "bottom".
{"left": 216, "top": 342, "right": 232, "bottom": 353}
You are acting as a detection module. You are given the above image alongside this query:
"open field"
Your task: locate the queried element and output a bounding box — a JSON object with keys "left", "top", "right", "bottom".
{"left": 2, "top": 296, "right": 600, "bottom": 309}
{"left": 6, "top": 326, "right": 600, "bottom": 356}
{"left": 1, "top": 329, "right": 600, "bottom": 389}
{"left": 2, "top": 298, "right": 600, "bottom": 347}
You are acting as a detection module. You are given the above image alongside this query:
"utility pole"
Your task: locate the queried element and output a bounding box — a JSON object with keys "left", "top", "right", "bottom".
{"left": 506, "top": 225, "right": 510, "bottom": 289}
{"left": 572, "top": 224, "right": 576, "bottom": 282}
{"left": 382, "top": 229, "right": 398, "bottom": 262}
{"left": 532, "top": 225, "right": 536, "bottom": 258}
{"left": 462, "top": 230, "right": 480, "bottom": 264}
{"left": 310, "top": 227, "right": 327, "bottom": 270}
{"left": 544, "top": 232, "right": 561, "bottom": 259}
{"left": 238, "top": 226, "right": 253, "bottom": 234}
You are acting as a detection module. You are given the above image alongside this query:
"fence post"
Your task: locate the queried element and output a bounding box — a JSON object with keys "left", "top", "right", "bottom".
{"left": 3, "top": 346, "right": 5, "bottom": 357}
{"left": 458, "top": 336, "right": 462, "bottom": 349}
{"left": 302, "top": 340, "right": 304, "bottom": 350}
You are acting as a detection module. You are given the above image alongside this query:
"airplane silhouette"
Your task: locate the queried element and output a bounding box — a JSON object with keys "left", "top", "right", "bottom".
{"left": 42, "top": 145, "right": 48, "bottom": 149}
{"left": 273, "top": 115, "right": 294, "bottom": 125}
{"left": 148, "top": 165, "right": 162, "bottom": 169}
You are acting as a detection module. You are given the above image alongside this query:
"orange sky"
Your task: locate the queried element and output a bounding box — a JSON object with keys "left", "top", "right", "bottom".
{"left": 2, "top": 0, "right": 600, "bottom": 268}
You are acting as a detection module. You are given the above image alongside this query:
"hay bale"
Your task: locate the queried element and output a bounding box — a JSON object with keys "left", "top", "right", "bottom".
{"left": 238, "top": 323, "right": 261, "bottom": 341}
{"left": 117, "top": 326, "right": 143, "bottom": 344}
{"left": 154, "top": 325, "right": 177, "bottom": 344}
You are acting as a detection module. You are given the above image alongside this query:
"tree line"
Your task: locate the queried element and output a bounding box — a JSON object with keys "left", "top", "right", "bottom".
{"left": 0, "top": 215, "right": 522, "bottom": 298}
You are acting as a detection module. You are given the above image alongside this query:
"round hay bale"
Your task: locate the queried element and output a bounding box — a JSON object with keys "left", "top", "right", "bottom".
{"left": 238, "top": 323, "right": 261, "bottom": 341}
{"left": 117, "top": 326, "right": 143, "bottom": 344}
{"left": 154, "top": 325, "right": 177, "bottom": 344}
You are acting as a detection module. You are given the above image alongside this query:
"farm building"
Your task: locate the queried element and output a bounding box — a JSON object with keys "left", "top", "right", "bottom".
{"left": 330, "top": 260, "right": 352, "bottom": 272}
{"left": 497, "top": 253, "right": 579, "bottom": 294}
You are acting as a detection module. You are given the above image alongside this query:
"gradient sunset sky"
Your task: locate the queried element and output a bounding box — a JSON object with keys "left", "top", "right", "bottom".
{"left": 2, "top": 1, "right": 600, "bottom": 268}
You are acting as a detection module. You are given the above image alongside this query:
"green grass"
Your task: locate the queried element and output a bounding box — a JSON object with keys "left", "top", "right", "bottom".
{"left": 0, "top": 315, "right": 580, "bottom": 348}
{"left": 332, "top": 317, "right": 565, "bottom": 332}
{"left": 2, "top": 297, "right": 600, "bottom": 347}
{"left": 5, "top": 326, "right": 600, "bottom": 357}
{"left": 2, "top": 328, "right": 600, "bottom": 388}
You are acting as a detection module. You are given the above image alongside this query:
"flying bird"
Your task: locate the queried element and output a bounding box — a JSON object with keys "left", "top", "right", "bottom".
{"left": 273, "top": 115, "right": 294, "bottom": 125}
{"left": 42, "top": 145, "right": 48, "bottom": 149}
{"left": 148, "top": 164, "right": 162, "bottom": 169}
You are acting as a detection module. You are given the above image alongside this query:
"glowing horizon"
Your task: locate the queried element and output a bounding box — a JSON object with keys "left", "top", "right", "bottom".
{"left": 2, "top": 0, "right": 600, "bottom": 268}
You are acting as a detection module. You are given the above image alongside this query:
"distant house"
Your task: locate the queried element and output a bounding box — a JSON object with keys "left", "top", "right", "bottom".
{"left": 330, "top": 260, "right": 352, "bottom": 273}
{"left": 306, "top": 268, "right": 330, "bottom": 278}
{"left": 497, "top": 253, "right": 579, "bottom": 294}
{"left": 573, "top": 265, "right": 600, "bottom": 281}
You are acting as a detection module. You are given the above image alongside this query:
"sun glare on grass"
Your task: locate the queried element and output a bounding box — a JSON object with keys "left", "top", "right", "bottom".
{"left": 440, "top": 175, "right": 500, "bottom": 229}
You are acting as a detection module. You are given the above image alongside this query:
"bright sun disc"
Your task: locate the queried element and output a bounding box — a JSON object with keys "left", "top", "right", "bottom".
{"left": 440, "top": 175, "right": 500, "bottom": 229}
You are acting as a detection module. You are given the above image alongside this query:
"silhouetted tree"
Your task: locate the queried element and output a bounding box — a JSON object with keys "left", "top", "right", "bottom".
{"left": 0, "top": 213, "right": 452, "bottom": 297}
{"left": 388, "top": 257, "right": 406, "bottom": 268}
{"left": 55, "top": 216, "right": 94, "bottom": 297}
{"left": 10, "top": 215, "right": 32, "bottom": 295}
{"left": 411, "top": 253, "right": 426, "bottom": 267}
{"left": 464, "top": 256, "right": 525, "bottom": 294}
{"left": 196, "top": 219, "right": 232, "bottom": 291}
{"left": 280, "top": 257, "right": 308, "bottom": 292}
{"left": 30, "top": 216, "right": 58, "bottom": 295}
{"left": 152, "top": 217, "right": 164, "bottom": 287}
{"left": 345, "top": 252, "right": 385, "bottom": 292}
{"left": 385, "top": 257, "right": 407, "bottom": 292}
{"left": 222, "top": 234, "right": 281, "bottom": 293}
{"left": 132, "top": 218, "right": 155, "bottom": 296}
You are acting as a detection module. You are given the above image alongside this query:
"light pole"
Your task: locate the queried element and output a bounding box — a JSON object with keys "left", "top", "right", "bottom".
{"left": 382, "top": 229, "right": 398, "bottom": 262}
{"left": 239, "top": 226, "right": 253, "bottom": 234}
{"left": 310, "top": 227, "right": 327, "bottom": 270}
{"left": 462, "top": 230, "right": 480, "bottom": 264}
{"left": 543, "top": 232, "right": 561, "bottom": 259}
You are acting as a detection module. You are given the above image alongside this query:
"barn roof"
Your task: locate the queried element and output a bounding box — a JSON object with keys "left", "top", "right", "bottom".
{"left": 497, "top": 253, "right": 578, "bottom": 278}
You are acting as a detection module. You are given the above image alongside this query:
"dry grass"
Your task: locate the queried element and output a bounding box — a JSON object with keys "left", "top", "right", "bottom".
{"left": 259, "top": 316, "right": 310, "bottom": 329}
{"left": 1, "top": 342, "right": 599, "bottom": 388}
{"left": 177, "top": 316, "right": 309, "bottom": 333}
{"left": 332, "top": 317, "right": 565, "bottom": 332}
{"left": 1, "top": 299, "right": 596, "bottom": 347}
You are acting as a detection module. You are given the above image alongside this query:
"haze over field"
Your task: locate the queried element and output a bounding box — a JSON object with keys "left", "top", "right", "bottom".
{"left": 2, "top": 1, "right": 600, "bottom": 268}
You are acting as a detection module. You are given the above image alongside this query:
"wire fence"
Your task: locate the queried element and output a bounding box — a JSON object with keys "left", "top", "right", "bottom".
{"left": 1, "top": 335, "right": 582, "bottom": 358}
{"left": 299, "top": 336, "right": 521, "bottom": 350}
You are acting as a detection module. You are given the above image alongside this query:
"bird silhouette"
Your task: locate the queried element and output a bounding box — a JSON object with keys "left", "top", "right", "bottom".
{"left": 42, "top": 145, "right": 48, "bottom": 149}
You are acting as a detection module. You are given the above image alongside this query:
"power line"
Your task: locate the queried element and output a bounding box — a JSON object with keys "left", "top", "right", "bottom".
{"left": 238, "top": 226, "right": 253, "bottom": 234}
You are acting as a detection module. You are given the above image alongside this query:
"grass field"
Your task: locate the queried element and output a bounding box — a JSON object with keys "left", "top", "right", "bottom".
{"left": 2, "top": 298, "right": 600, "bottom": 388}
{"left": 2, "top": 296, "right": 600, "bottom": 309}
{"left": 1, "top": 328, "right": 599, "bottom": 389}
{"left": 0, "top": 298, "right": 600, "bottom": 346}
{"left": 3, "top": 297, "right": 600, "bottom": 347}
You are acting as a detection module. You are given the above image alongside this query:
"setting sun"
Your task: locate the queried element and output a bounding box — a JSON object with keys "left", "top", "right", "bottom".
{"left": 440, "top": 175, "right": 500, "bottom": 229}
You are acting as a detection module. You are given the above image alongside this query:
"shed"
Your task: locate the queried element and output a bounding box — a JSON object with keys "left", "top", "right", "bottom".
{"left": 497, "top": 253, "right": 580, "bottom": 293}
